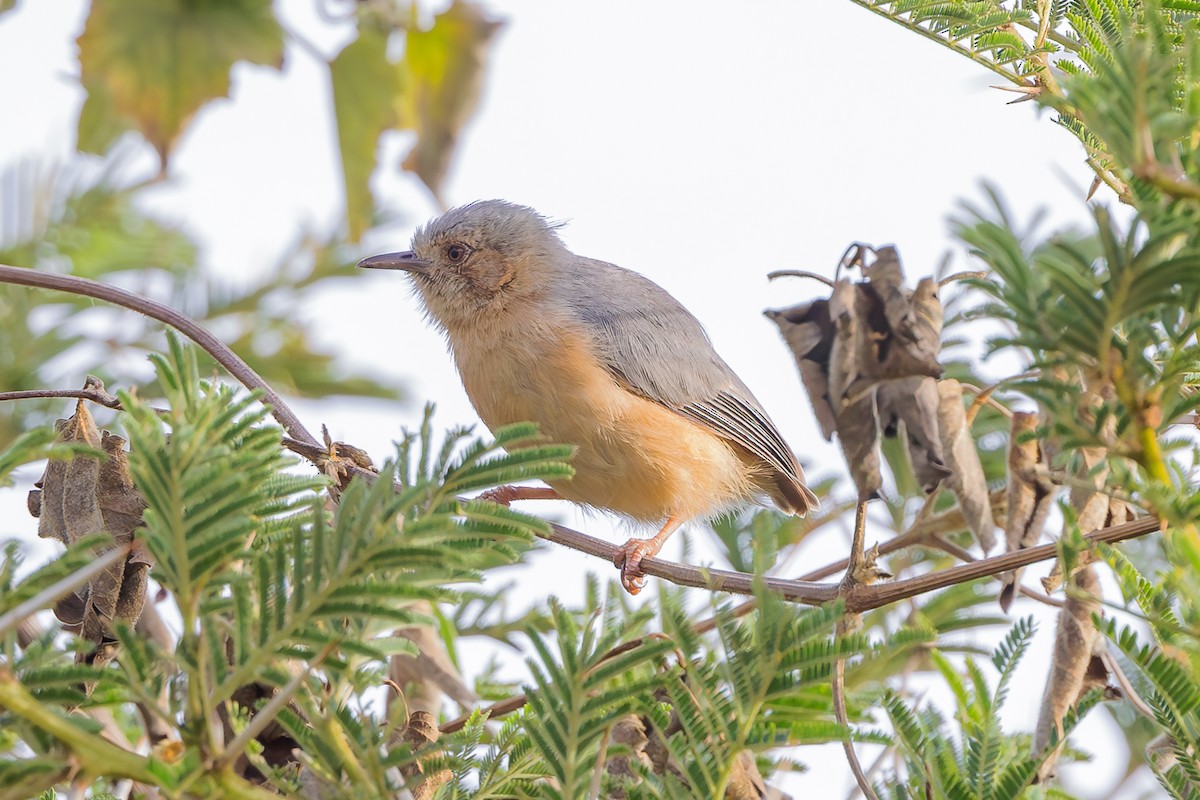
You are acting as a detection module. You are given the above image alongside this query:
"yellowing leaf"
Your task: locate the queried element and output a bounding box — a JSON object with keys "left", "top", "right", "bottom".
{"left": 402, "top": 1, "right": 502, "bottom": 205}
{"left": 76, "top": 0, "right": 284, "bottom": 165}
{"left": 329, "top": 2, "right": 499, "bottom": 239}
{"left": 329, "top": 25, "right": 405, "bottom": 242}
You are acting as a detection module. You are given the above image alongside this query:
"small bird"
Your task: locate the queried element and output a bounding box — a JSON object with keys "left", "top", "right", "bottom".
{"left": 359, "top": 201, "right": 818, "bottom": 593}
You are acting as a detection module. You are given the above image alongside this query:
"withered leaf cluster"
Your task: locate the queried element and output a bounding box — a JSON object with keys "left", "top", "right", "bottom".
{"left": 767, "top": 245, "right": 995, "bottom": 550}
{"left": 1022, "top": 394, "right": 1126, "bottom": 781}
{"left": 26, "top": 378, "right": 149, "bottom": 669}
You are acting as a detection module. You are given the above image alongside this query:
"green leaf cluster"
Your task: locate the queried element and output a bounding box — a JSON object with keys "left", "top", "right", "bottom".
{"left": 879, "top": 618, "right": 1095, "bottom": 799}
{"left": 0, "top": 339, "right": 573, "bottom": 798}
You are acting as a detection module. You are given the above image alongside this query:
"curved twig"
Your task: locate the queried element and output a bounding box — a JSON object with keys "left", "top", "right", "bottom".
{"left": 0, "top": 388, "right": 124, "bottom": 410}
{"left": 938, "top": 270, "right": 989, "bottom": 288}
{"left": 766, "top": 269, "right": 837, "bottom": 287}
{"left": 0, "top": 265, "right": 319, "bottom": 446}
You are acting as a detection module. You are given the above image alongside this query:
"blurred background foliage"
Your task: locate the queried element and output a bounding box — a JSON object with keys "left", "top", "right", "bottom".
{"left": 0, "top": 0, "right": 499, "bottom": 443}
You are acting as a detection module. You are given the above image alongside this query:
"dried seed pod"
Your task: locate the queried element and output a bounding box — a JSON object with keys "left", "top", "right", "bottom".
{"left": 999, "top": 411, "right": 1057, "bottom": 611}
{"left": 936, "top": 380, "right": 997, "bottom": 551}
{"left": 1043, "top": 494, "right": 1133, "bottom": 594}
{"left": 726, "top": 749, "right": 770, "bottom": 800}
{"left": 1034, "top": 565, "right": 1103, "bottom": 783}
{"left": 398, "top": 710, "right": 453, "bottom": 800}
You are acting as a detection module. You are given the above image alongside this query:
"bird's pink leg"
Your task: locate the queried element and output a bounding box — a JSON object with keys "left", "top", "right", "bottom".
{"left": 614, "top": 515, "right": 685, "bottom": 595}
{"left": 478, "top": 486, "right": 563, "bottom": 506}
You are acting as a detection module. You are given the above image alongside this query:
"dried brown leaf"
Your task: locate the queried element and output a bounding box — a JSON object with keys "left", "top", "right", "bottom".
{"left": 936, "top": 380, "right": 997, "bottom": 552}
{"left": 1000, "top": 412, "right": 1057, "bottom": 611}
{"left": 878, "top": 376, "right": 950, "bottom": 493}
{"left": 606, "top": 714, "right": 652, "bottom": 794}
{"left": 26, "top": 385, "right": 149, "bottom": 669}
{"left": 828, "top": 280, "right": 864, "bottom": 408}
{"left": 764, "top": 300, "right": 837, "bottom": 440}
{"left": 859, "top": 248, "right": 943, "bottom": 380}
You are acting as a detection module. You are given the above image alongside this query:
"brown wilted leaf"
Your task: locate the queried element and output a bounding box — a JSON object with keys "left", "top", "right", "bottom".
{"left": 828, "top": 279, "right": 865, "bottom": 408}
{"left": 828, "top": 280, "right": 883, "bottom": 500}
{"left": 398, "top": 710, "right": 452, "bottom": 800}
{"left": 999, "top": 412, "right": 1057, "bottom": 611}
{"left": 726, "top": 750, "right": 769, "bottom": 800}
{"left": 768, "top": 247, "right": 945, "bottom": 506}
{"left": 836, "top": 390, "right": 883, "bottom": 502}
{"left": 763, "top": 300, "right": 837, "bottom": 440}
{"left": 858, "top": 247, "right": 944, "bottom": 381}
{"left": 936, "top": 380, "right": 997, "bottom": 552}
{"left": 27, "top": 382, "right": 149, "bottom": 669}
{"left": 606, "top": 714, "right": 652, "bottom": 795}
{"left": 878, "top": 376, "right": 951, "bottom": 493}
{"left": 1034, "top": 564, "right": 1104, "bottom": 783}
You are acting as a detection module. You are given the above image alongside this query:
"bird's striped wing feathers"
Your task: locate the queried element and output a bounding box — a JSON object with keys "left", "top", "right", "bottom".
{"left": 678, "top": 392, "right": 802, "bottom": 488}
{"left": 564, "top": 259, "right": 815, "bottom": 513}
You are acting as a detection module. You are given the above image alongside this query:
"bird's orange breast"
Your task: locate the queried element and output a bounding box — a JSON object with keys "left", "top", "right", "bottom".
{"left": 449, "top": 319, "right": 758, "bottom": 522}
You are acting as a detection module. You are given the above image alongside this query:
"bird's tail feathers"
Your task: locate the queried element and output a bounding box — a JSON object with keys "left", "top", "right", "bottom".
{"left": 773, "top": 474, "right": 820, "bottom": 517}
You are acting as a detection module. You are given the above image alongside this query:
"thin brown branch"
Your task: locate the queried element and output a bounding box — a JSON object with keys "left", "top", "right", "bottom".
{"left": 1100, "top": 648, "right": 1157, "bottom": 720}
{"left": 767, "top": 269, "right": 836, "bottom": 287}
{"left": 438, "top": 509, "right": 1152, "bottom": 734}
{"left": 795, "top": 490, "right": 1006, "bottom": 582}
{"left": 0, "top": 387, "right": 123, "bottom": 409}
{"left": 540, "top": 521, "right": 840, "bottom": 602}
{"left": 833, "top": 656, "right": 879, "bottom": 800}
{"left": 842, "top": 516, "right": 1159, "bottom": 613}
{"left": 833, "top": 499, "right": 881, "bottom": 800}
{"left": 0, "top": 264, "right": 319, "bottom": 446}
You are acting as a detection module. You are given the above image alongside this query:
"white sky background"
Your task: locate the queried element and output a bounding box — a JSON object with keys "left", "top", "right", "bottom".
{"left": 0, "top": 1, "right": 1162, "bottom": 797}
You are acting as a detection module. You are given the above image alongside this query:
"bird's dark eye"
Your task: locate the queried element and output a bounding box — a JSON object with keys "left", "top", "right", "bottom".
{"left": 445, "top": 243, "right": 469, "bottom": 264}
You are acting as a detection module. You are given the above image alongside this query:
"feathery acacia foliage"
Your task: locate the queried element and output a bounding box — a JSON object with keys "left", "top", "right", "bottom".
{"left": 0, "top": 340, "right": 576, "bottom": 798}
{"left": 879, "top": 618, "right": 1100, "bottom": 799}
{"left": 4, "top": 1, "right": 1200, "bottom": 797}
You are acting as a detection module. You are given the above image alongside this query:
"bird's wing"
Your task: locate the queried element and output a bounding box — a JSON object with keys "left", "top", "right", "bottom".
{"left": 565, "top": 260, "right": 815, "bottom": 511}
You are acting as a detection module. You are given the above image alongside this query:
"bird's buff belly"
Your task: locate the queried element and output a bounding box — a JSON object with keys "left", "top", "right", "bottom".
{"left": 456, "top": 333, "right": 755, "bottom": 522}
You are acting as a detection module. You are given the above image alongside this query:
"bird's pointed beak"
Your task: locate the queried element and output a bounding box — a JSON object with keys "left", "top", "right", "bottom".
{"left": 357, "top": 251, "right": 432, "bottom": 272}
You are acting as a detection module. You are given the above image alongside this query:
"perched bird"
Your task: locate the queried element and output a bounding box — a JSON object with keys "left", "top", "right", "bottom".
{"left": 359, "top": 201, "right": 817, "bottom": 593}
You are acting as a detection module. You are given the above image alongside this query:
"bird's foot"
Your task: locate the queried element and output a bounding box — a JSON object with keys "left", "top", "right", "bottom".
{"left": 478, "top": 485, "right": 562, "bottom": 506}
{"left": 613, "top": 538, "right": 664, "bottom": 595}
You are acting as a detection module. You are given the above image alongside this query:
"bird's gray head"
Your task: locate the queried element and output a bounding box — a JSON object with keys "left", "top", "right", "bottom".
{"left": 358, "top": 200, "right": 568, "bottom": 329}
